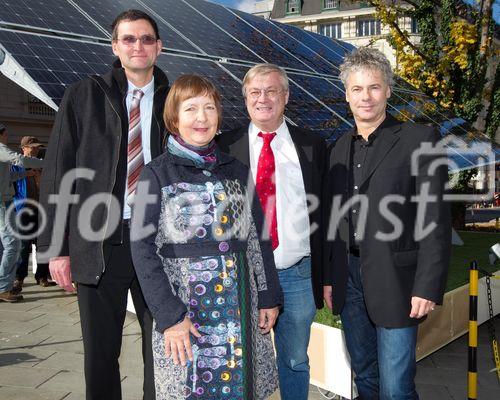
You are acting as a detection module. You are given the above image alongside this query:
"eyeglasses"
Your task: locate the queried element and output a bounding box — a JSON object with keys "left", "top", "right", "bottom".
{"left": 115, "top": 35, "right": 158, "bottom": 46}
{"left": 246, "top": 88, "right": 284, "bottom": 100}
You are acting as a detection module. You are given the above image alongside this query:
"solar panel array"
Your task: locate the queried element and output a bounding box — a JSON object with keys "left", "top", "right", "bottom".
{"left": 0, "top": 0, "right": 496, "bottom": 170}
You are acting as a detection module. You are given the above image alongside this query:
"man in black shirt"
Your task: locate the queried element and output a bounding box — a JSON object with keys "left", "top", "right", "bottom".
{"left": 323, "top": 48, "right": 451, "bottom": 399}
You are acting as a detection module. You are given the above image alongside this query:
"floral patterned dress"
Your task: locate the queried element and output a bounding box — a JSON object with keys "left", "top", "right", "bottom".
{"left": 131, "top": 146, "right": 282, "bottom": 400}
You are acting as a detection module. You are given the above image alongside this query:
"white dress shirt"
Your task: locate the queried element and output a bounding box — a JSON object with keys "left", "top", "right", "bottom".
{"left": 248, "top": 121, "right": 311, "bottom": 269}
{"left": 123, "top": 78, "right": 155, "bottom": 220}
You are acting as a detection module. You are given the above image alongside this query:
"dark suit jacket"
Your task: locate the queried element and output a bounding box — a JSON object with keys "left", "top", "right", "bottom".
{"left": 218, "top": 124, "right": 328, "bottom": 309}
{"left": 324, "top": 114, "right": 451, "bottom": 327}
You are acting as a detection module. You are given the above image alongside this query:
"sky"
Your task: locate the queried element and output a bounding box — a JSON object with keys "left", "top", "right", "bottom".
{"left": 209, "top": 0, "right": 255, "bottom": 13}
{"left": 211, "top": 0, "right": 500, "bottom": 23}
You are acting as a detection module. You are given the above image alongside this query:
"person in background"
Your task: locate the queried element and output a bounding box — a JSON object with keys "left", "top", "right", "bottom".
{"left": 37, "top": 9, "right": 169, "bottom": 399}
{"left": 323, "top": 47, "right": 451, "bottom": 399}
{"left": 218, "top": 63, "right": 327, "bottom": 400}
{"left": 11, "top": 136, "right": 52, "bottom": 294}
{"left": 0, "top": 124, "right": 44, "bottom": 303}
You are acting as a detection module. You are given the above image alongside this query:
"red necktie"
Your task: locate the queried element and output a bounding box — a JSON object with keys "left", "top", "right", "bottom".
{"left": 127, "top": 89, "right": 144, "bottom": 205}
{"left": 256, "top": 132, "right": 279, "bottom": 250}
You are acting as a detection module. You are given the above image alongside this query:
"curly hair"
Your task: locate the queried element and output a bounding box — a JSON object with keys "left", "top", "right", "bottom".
{"left": 339, "top": 47, "right": 394, "bottom": 87}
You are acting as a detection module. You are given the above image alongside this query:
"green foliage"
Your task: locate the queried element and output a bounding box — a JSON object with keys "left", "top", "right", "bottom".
{"left": 314, "top": 304, "right": 343, "bottom": 329}
{"left": 368, "top": 0, "right": 498, "bottom": 138}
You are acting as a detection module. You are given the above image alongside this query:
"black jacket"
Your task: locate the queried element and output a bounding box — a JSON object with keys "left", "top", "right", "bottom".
{"left": 130, "top": 148, "right": 283, "bottom": 332}
{"left": 217, "top": 124, "right": 328, "bottom": 309}
{"left": 324, "top": 114, "right": 451, "bottom": 328}
{"left": 38, "top": 60, "right": 169, "bottom": 285}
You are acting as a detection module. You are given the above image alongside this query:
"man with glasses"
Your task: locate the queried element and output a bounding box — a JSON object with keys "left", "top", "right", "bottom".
{"left": 218, "top": 63, "right": 327, "bottom": 400}
{"left": 38, "top": 10, "right": 169, "bottom": 399}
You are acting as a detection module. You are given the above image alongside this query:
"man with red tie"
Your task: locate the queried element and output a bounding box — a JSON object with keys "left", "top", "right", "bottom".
{"left": 217, "top": 63, "right": 327, "bottom": 399}
{"left": 38, "top": 10, "right": 169, "bottom": 400}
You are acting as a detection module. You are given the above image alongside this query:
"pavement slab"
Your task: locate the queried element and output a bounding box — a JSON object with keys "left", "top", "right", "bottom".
{"left": 37, "top": 370, "right": 85, "bottom": 394}
{"left": 0, "top": 386, "right": 69, "bottom": 400}
{"left": 0, "top": 365, "right": 59, "bottom": 388}
{"left": 0, "top": 348, "right": 56, "bottom": 368}
{"left": 34, "top": 351, "right": 84, "bottom": 372}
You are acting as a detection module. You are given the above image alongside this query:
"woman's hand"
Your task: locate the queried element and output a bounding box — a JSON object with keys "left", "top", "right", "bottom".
{"left": 258, "top": 307, "right": 279, "bottom": 334}
{"left": 164, "top": 316, "right": 201, "bottom": 366}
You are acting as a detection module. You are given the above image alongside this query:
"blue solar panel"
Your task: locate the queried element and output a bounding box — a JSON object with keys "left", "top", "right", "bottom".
{"left": 269, "top": 20, "right": 344, "bottom": 67}
{"left": 231, "top": 9, "right": 337, "bottom": 75}
{"left": 302, "top": 28, "right": 354, "bottom": 58}
{"left": 182, "top": 0, "right": 314, "bottom": 73}
{"left": 0, "top": 28, "right": 249, "bottom": 131}
{"left": 0, "top": 0, "right": 105, "bottom": 37}
{"left": 0, "top": 29, "right": 113, "bottom": 103}
{"left": 141, "top": 0, "right": 261, "bottom": 63}
{"left": 0, "top": 0, "right": 494, "bottom": 171}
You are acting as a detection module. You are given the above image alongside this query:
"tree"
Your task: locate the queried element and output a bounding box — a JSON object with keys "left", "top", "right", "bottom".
{"left": 368, "top": 0, "right": 499, "bottom": 141}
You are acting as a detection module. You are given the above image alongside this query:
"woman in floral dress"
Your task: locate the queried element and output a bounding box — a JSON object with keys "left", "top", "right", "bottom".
{"left": 130, "top": 74, "right": 282, "bottom": 400}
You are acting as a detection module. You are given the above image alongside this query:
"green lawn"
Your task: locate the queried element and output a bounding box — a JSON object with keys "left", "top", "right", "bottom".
{"left": 447, "top": 231, "right": 500, "bottom": 291}
{"left": 315, "top": 231, "right": 500, "bottom": 327}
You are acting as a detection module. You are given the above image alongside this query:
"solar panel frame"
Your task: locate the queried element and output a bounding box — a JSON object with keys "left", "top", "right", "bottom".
{"left": 0, "top": 0, "right": 105, "bottom": 38}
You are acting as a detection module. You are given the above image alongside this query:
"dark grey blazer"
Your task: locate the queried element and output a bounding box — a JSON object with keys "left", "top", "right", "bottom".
{"left": 324, "top": 114, "right": 451, "bottom": 328}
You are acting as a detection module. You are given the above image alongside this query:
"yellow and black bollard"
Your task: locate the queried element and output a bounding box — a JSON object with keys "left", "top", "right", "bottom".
{"left": 468, "top": 260, "right": 478, "bottom": 400}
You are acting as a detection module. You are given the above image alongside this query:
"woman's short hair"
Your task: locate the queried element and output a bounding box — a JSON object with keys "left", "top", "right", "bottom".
{"left": 164, "top": 74, "right": 223, "bottom": 135}
{"left": 339, "top": 47, "right": 394, "bottom": 87}
{"left": 242, "top": 63, "right": 289, "bottom": 97}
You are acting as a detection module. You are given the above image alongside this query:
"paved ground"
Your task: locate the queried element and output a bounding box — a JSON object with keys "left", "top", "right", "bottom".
{"left": 0, "top": 274, "right": 499, "bottom": 400}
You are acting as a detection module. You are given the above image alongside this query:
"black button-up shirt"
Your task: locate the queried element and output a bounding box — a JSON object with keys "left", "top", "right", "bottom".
{"left": 348, "top": 129, "right": 379, "bottom": 250}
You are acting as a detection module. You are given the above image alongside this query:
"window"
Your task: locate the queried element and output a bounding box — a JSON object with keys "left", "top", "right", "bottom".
{"left": 323, "top": 0, "right": 339, "bottom": 9}
{"left": 411, "top": 17, "right": 419, "bottom": 34}
{"left": 320, "top": 23, "right": 342, "bottom": 39}
{"left": 357, "top": 19, "right": 381, "bottom": 37}
{"left": 286, "top": 0, "right": 301, "bottom": 15}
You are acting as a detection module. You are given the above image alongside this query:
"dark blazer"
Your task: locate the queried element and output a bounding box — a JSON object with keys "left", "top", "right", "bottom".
{"left": 218, "top": 123, "right": 328, "bottom": 309}
{"left": 324, "top": 114, "right": 451, "bottom": 328}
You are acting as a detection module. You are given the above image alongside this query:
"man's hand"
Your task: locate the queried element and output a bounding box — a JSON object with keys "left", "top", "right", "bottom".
{"left": 258, "top": 307, "right": 279, "bottom": 334}
{"left": 409, "top": 296, "right": 435, "bottom": 319}
{"left": 49, "top": 256, "right": 75, "bottom": 293}
{"left": 164, "top": 316, "right": 201, "bottom": 366}
{"left": 323, "top": 285, "right": 333, "bottom": 310}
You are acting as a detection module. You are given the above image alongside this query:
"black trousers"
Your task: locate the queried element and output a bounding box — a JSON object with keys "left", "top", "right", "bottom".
{"left": 77, "top": 227, "right": 155, "bottom": 400}
{"left": 15, "top": 206, "right": 50, "bottom": 281}
{"left": 15, "top": 238, "right": 50, "bottom": 281}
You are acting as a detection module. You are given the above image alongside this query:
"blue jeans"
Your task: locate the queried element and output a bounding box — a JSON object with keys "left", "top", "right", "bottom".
{"left": 340, "top": 256, "right": 419, "bottom": 400}
{"left": 0, "top": 202, "right": 21, "bottom": 293}
{"left": 274, "top": 257, "right": 316, "bottom": 400}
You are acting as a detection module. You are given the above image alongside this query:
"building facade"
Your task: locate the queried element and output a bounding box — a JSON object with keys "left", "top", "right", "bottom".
{"left": 270, "top": 0, "right": 420, "bottom": 65}
{"left": 253, "top": 0, "right": 276, "bottom": 18}
{"left": 0, "top": 73, "right": 54, "bottom": 147}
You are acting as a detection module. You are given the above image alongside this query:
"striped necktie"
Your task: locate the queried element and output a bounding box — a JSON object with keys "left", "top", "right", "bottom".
{"left": 126, "top": 89, "right": 144, "bottom": 205}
